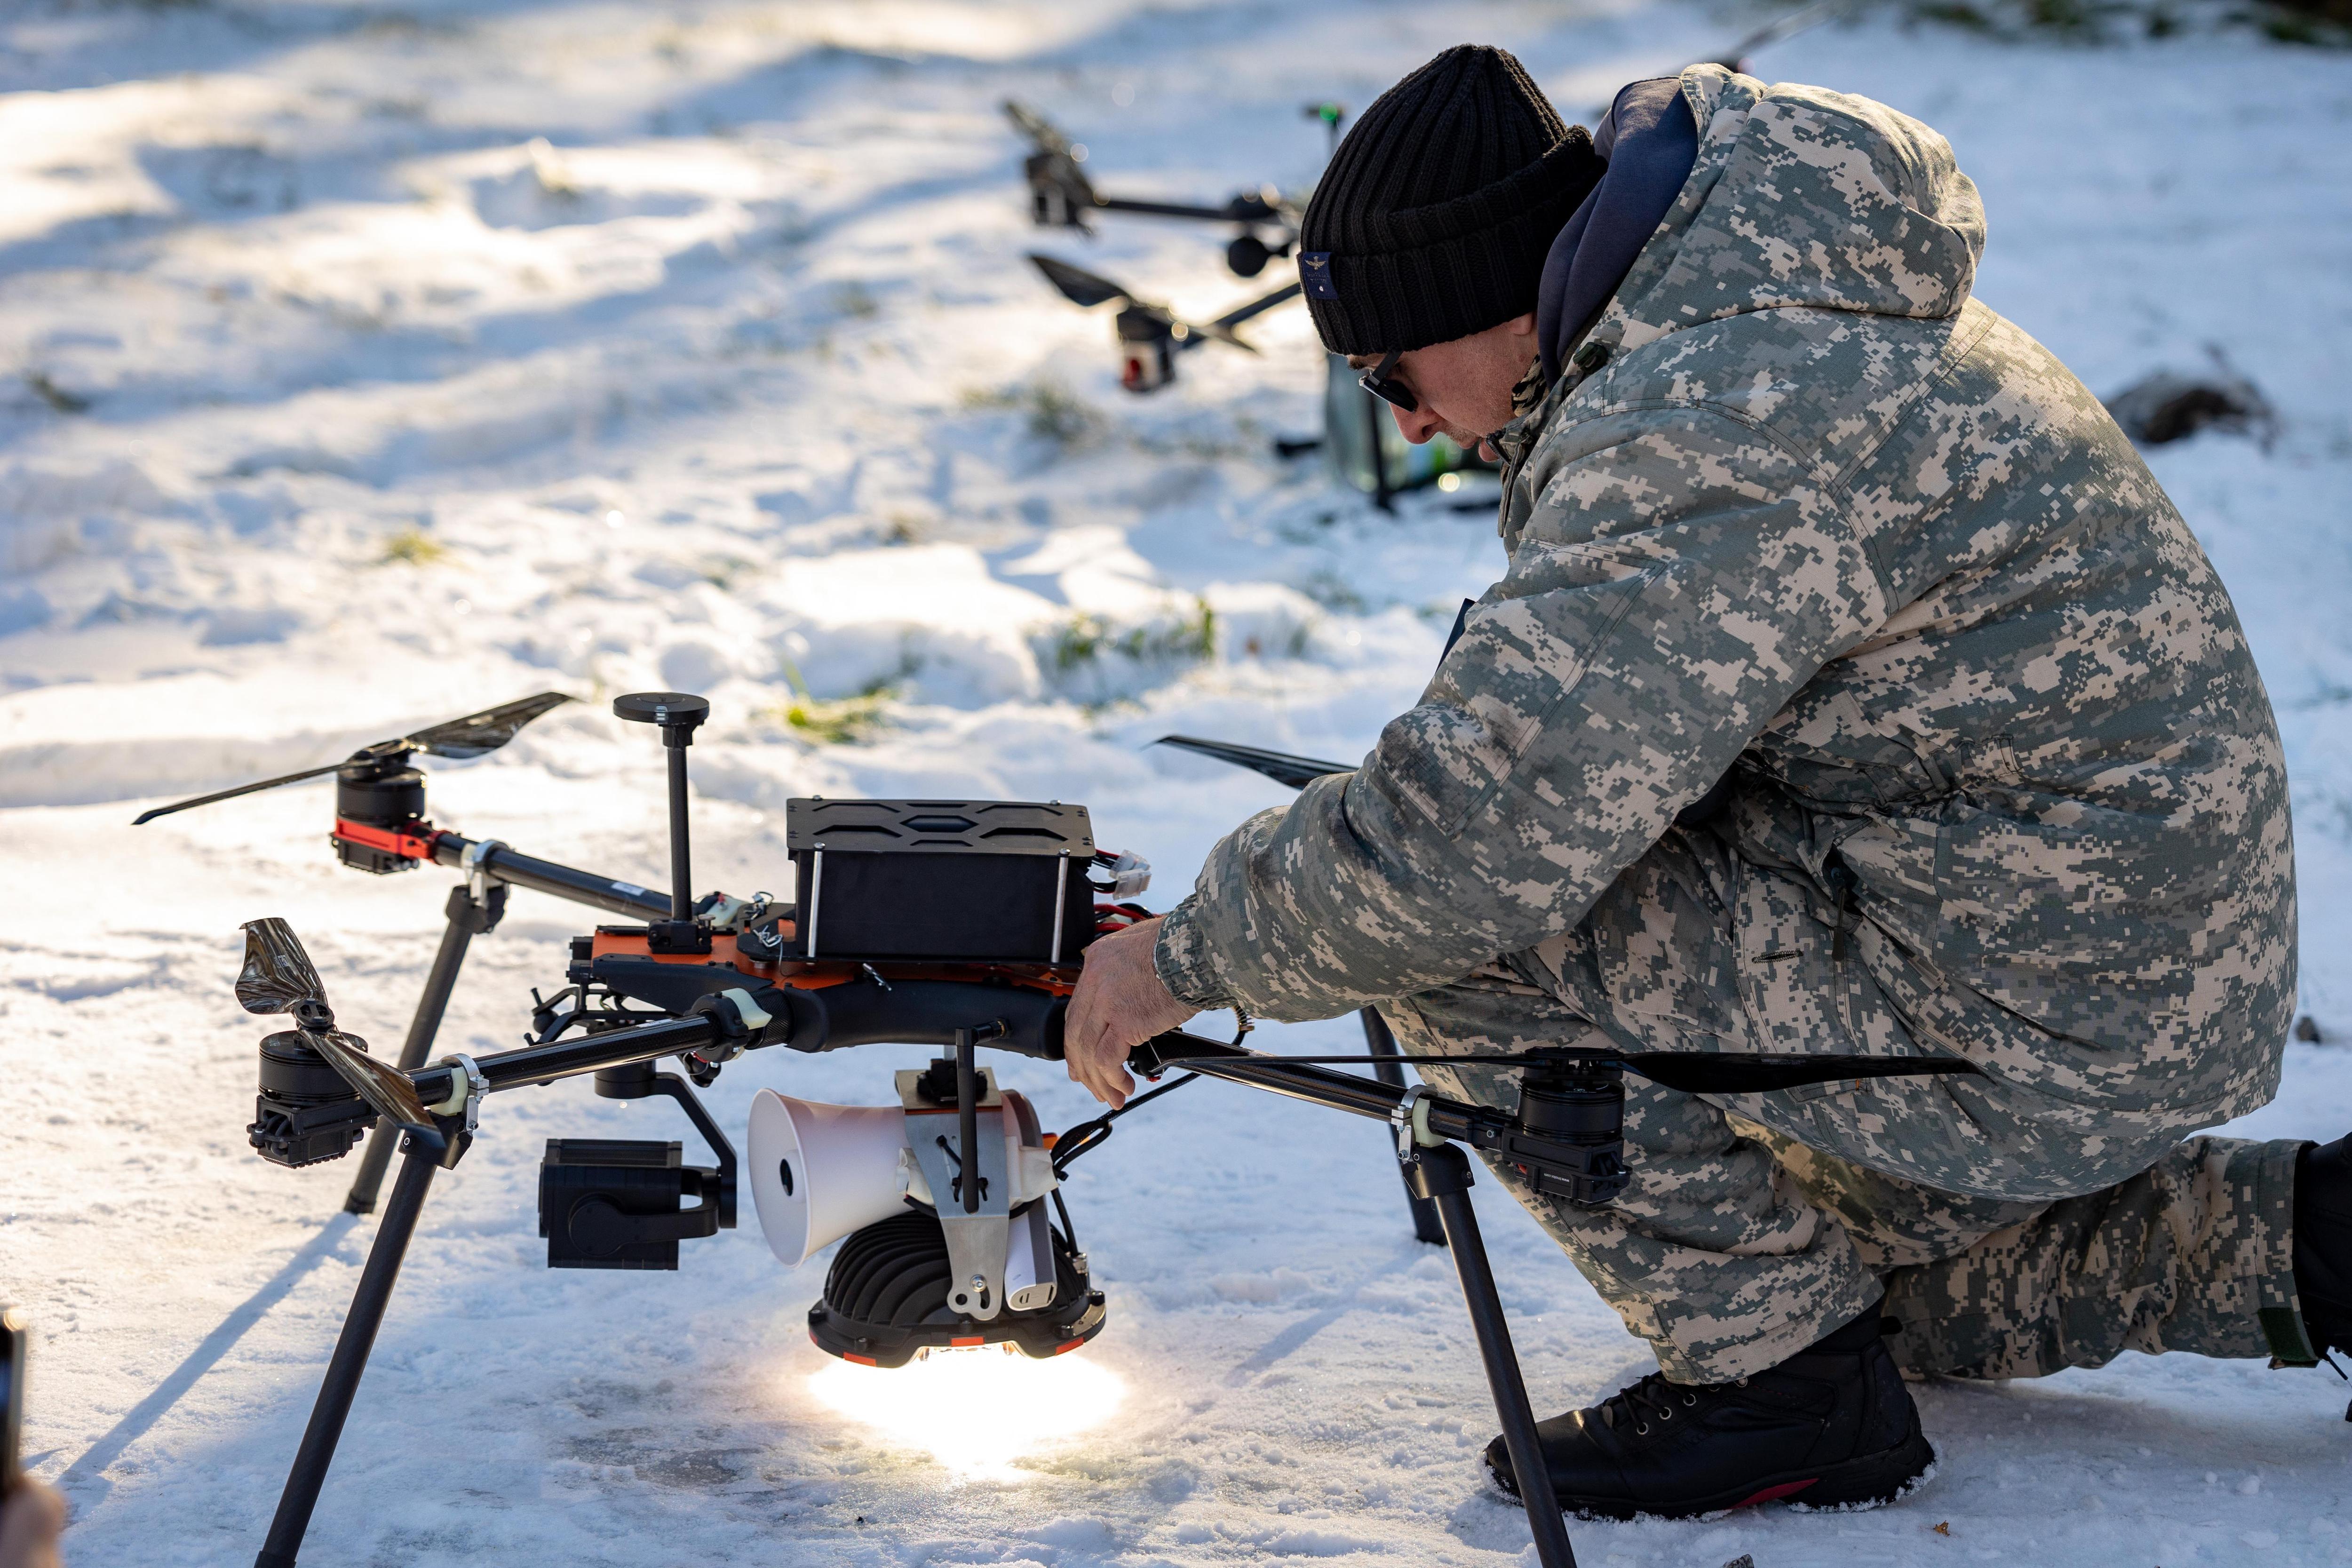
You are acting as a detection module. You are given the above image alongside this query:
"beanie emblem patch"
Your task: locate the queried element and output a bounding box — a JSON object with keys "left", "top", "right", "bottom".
{"left": 1297, "top": 252, "right": 1338, "bottom": 299}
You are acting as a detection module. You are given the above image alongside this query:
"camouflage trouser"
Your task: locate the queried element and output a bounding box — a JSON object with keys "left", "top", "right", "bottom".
{"left": 1380, "top": 829, "right": 2312, "bottom": 1385}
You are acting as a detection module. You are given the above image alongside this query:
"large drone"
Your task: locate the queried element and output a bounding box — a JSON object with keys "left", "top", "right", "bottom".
{"left": 140, "top": 691, "right": 1972, "bottom": 1568}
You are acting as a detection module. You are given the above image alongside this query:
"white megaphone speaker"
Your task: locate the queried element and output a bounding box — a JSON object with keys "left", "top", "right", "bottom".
{"left": 747, "top": 1089, "right": 929, "bottom": 1266}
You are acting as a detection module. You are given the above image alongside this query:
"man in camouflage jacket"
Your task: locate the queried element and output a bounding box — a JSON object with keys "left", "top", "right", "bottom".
{"left": 1064, "top": 45, "right": 2352, "bottom": 1520}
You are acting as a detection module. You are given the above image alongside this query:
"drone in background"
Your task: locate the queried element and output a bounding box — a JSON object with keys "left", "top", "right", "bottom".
{"left": 1007, "top": 93, "right": 1494, "bottom": 507}
{"left": 136, "top": 688, "right": 1973, "bottom": 1568}
{"left": 1006, "top": 98, "right": 1344, "bottom": 279}
{"left": 1008, "top": 4, "right": 1851, "bottom": 509}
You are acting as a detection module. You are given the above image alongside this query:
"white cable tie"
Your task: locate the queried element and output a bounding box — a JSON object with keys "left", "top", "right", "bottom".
{"left": 719, "top": 987, "right": 773, "bottom": 1038}
{"left": 428, "top": 1053, "right": 486, "bottom": 1133}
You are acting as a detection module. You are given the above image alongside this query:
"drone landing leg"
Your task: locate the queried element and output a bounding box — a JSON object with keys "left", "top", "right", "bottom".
{"left": 345, "top": 884, "right": 501, "bottom": 1214}
{"left": 258, "top": 1136, "right": 442, "bottom": 1568}
{"left": 1359, "top": 1009, "right": 1445, "bottom": 1244}
{"left": 1408, "top": 1143, "right": 1578, "bottom": 1568}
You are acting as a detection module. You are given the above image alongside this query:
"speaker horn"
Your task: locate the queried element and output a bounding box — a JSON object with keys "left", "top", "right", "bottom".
{"left": 748, "top": 1090, "right": 927, "bottom": 1266}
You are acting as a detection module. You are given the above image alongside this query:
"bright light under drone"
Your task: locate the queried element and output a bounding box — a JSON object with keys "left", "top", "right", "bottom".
{"left": 808, "top": 1347, "right": 1125, "bottom": 1480}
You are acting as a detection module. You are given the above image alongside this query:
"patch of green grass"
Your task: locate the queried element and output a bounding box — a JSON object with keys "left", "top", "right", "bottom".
{"left": 770, "top": 663, "right": 896, "bottom": 745}
{"left": 1297, "top": 572, "right": 1368, "bottom": 614}
{"left": 1050, "top": 597, "right": 1216, "bottom": 673}
{"left": 1023, "top": 382, "right": 1095, "bottom": 446}
{"left": 379, "top": 526, "right": 449, "bottom": 565}
{"left": 958, "top": 380, "right": 1098, "bottom": 448}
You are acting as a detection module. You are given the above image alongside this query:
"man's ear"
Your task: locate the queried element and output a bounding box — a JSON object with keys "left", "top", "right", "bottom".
{"left": 1503, "top": 311, "right": 1538, "bottom": 342}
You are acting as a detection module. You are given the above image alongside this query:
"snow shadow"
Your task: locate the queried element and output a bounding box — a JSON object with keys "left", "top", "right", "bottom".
{"left": 57, "top": 1212, "right": 363, "bottom": 1507}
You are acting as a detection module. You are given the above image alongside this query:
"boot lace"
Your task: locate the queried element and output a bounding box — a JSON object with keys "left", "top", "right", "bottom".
{"left": 1597, "top": 1370, "right": 1706, "bottom": 1437}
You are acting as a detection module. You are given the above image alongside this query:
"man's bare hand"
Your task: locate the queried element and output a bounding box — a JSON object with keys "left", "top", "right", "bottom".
{"left": 1064, "top": 916, "right": 1197, "bottom": 1108}
{"left": 0, "top": 1480, "right": 67, "bottom": 1568}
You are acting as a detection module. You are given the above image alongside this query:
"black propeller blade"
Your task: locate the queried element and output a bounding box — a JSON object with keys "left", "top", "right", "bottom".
{"left": 1413, "top": 1048, "right": 1979, "bottom": 1096}
{"left": 237, "top": 918, "right": 435, "bottom": 1127}
{"left": 1153, "top": 734, "right": 1352, "bottom": 790}
{"left": 1030, "top": 253, "right": 1131, "bottom": 309}
{"left": 1208, "top": 281, "right": 1302, "bottom": 339}
{"left": 404, "top": 691, "right": 572, "bottom": 759}
{"left": 1151, "top": 1046, "right": 1979, "bottom": 1096}
{"left": 1708, "top": 0, "right": 1849, "bottom": 71}
{"left": 1003, "top": 98, "right": 1078, "bottom": 160}
{"left": 132, "top": 692, "right": 572, "bottom": 825}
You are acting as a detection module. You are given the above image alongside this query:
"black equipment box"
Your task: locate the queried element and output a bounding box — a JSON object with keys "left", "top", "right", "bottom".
{"left": 786, "top": 798, "right": 1096, "bottom": 964}
{"left": 539, "top": 1139, "right": 721, "bottom": 1271}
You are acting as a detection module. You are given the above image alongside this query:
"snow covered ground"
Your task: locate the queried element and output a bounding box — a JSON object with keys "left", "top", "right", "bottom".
{"left": 3, "top": 2, "right": 2351, "bottom": 1564}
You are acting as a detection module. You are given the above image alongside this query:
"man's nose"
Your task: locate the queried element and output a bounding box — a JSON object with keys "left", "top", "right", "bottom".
{"left": 1389, "top": 403, "right": 1442, "bottom": 445}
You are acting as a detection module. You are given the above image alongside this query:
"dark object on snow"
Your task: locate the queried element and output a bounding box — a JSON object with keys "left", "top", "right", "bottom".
{"left": 2297, "top": 1015, "right": 2325, "bottom": 1043}
{"left": 2292, "top": 1133, "right": 2352, "bottom": 1416}
{"left": 1485, "top": 1305, "right": 1935, "bottom": 1518}
{"left": 2104, "top": 355, "right": 2277, "bottom": 447}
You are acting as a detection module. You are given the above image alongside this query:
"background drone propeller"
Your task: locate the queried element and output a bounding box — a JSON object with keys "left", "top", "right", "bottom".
{"left": 131, "top": 691, "right": 572, "bottom": 825}
{"left": 1026, "top": 254, "right": 1296, "bottom": 353}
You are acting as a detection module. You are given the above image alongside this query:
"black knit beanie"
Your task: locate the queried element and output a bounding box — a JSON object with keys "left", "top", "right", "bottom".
{"left": 1299, "top": 45, "right": 1603, "bottom": 356}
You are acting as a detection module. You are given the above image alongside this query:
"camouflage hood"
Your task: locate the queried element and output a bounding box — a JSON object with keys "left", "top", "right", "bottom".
{"left": 1593, "top": 66, "right": 1986, "bottom": 353}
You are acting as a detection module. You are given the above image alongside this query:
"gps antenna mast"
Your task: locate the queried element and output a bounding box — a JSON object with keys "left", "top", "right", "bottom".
{"left": 613, "top": 692, "right": 710, "bottom": 953}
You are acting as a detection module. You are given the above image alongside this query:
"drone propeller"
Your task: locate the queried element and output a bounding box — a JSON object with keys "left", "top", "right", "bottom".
{"left": 1152, "top": 1043, "right": 1979, "bottom": 1097}
{"left": 1003, "top": 100, "right": 1104, "bottom": 228}
{"left": 1153, "top": 734, "right": 1351, "bottom": 789}
{"left": 1027, "top": 255, "right": 1290, "bottom": 353}
{"left": 131, "top": 692, "right": 572, "bottom": 826}
{"left": 1030, "top": 253, "right": 1129, "bottom": 309}
{"left": 1004, "top": 99, "right": 1079, "bottom": 161}
{"left": 1708, "top": 0, "right": 1850, "bottom": 70}
{"left": 237, "top": 918, "right": 435, "bottom": 1127}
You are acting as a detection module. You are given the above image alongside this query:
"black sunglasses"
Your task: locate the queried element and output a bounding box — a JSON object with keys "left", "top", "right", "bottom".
{"left": 1358, "top": 349, "right": 1419, "bottom": 414}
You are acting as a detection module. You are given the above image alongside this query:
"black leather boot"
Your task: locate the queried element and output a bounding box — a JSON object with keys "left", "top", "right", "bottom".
{"left": 2296, "top": 1134, "right": 2352, "bottom": 1368}
{"left": 1486, "top": 1305, "right": 1934, "bottom": 1520}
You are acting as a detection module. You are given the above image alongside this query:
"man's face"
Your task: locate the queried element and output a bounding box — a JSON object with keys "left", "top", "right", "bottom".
{"left": 1347, "top": 310, "right": 1541, "bottom": 460}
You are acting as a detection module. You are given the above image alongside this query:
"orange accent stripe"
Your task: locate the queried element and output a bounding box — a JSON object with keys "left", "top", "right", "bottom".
{"left": 1054, "top": 1337, "right": 1086, "bottom": 1354}
{"left": 842, "top": 1352, "right": 878, "bottom": 1367}
{"left": 331, "top": 818, "right": 441, "bottom": 861}
{"left": 949, "top": 1336, "right": 985, "bottom": 1347}
{"left": 1732, "top": 1479, "right": 1818, "bottom": 1508}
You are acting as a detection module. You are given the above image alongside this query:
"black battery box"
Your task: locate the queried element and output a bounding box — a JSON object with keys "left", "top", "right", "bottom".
{"left": 785, "top": 798, "right": 1096, "bottom": 965}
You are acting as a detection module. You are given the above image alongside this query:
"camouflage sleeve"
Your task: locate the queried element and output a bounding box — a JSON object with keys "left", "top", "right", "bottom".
{"left": 1153, "top": 405, "right": 1891, "bottom": 1020}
